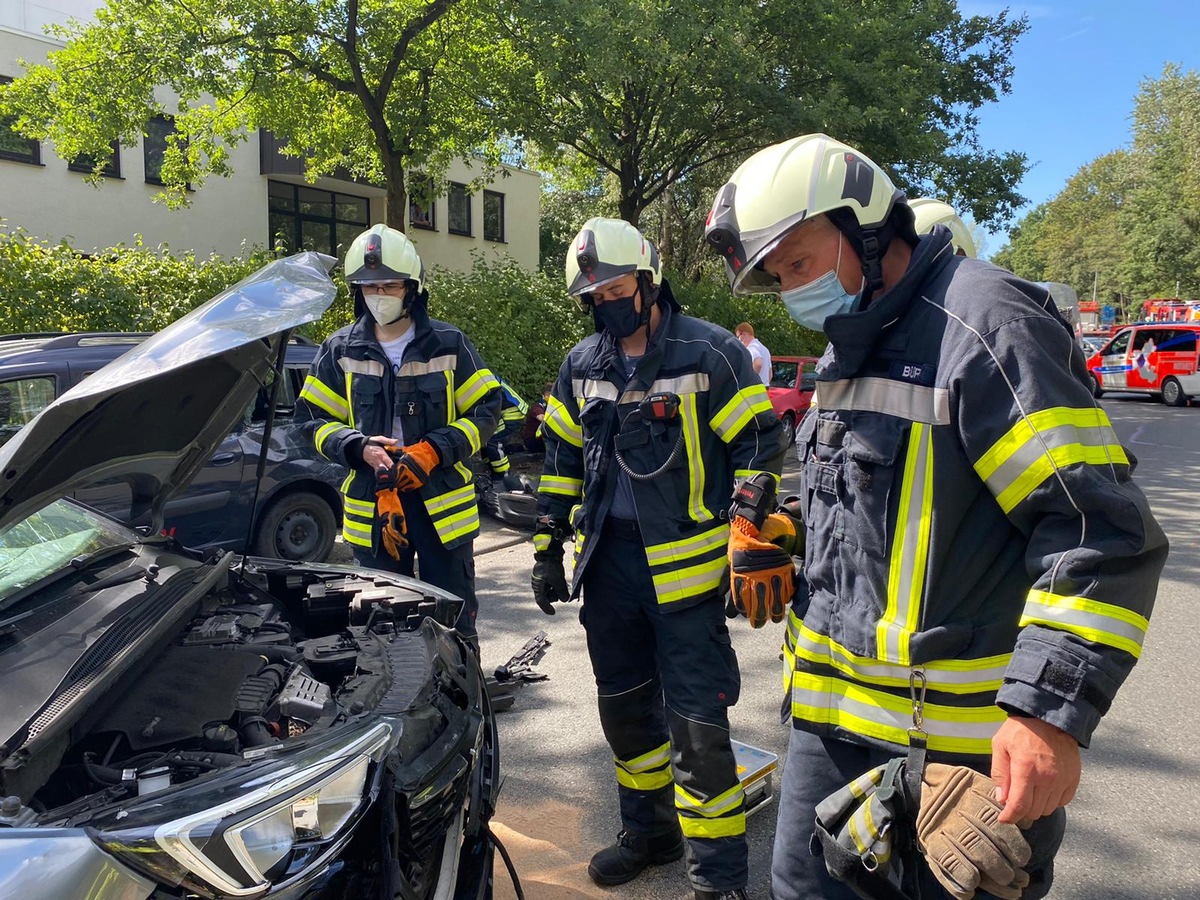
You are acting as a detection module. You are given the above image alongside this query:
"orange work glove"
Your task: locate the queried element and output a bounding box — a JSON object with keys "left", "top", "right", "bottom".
{"left": 727, "top": 515, "right": 795, "bottom": 628}
{"left": 381, "top": 439, "right": 440, "bottom": 493}
{"left": 375, "top": 487, "right": 408, "bottom": 560}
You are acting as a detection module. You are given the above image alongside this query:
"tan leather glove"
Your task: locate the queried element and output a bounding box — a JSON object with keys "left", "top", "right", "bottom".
{"left": 917, "top": 764, "right": 1032, "bottom": 900}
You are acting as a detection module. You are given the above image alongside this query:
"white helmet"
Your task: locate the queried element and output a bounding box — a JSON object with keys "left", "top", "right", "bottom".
{"left": 910, "top": 197, "right": 977, "bottom": 258}
{"left": 565, "top": 217, "right": 662, "bottom": 310}
{"left": 705, "top": 134, "right": 910, "bottom": 295}
{"left": 345, "top": 224, "right": 425, "bottom": 293}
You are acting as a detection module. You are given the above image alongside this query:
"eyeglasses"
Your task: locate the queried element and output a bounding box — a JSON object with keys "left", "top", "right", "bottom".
{"left": 359, "top": 282, "right": 407, "bottom": 295}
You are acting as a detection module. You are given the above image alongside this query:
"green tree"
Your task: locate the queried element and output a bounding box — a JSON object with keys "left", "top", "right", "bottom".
{"left": 1, "top": 0, "right": 509, "bottom": 230}
{"left": 503, "top": 0, "right": 1028, "bottom": 233}
{"left": 1121, "top": 63, "right": 1200, "bottom": 301}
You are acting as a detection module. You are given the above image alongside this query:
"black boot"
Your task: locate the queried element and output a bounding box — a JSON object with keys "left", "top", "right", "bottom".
{"left": 695, "top": 890, "right": 749, "bottom": 900}
{"left": 587, "top": 829, "right": 685, "bottom": 886}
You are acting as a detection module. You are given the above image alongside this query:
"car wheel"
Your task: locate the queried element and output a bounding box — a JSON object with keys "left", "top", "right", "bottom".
{"left": 1162, "top": 377, "right": 1188, "bottom": 407}
{"left": 1090, "top": 373, "right": 1104, "bottom": 399}
{"left": 253, "top": 490, "right": 338, "bottom": 561}
{"left": 781, "top": 412, "right": 797, "bottom": 446}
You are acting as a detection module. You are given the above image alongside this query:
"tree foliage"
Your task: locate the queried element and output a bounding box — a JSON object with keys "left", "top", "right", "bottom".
{"left": 0, "top": 0, "right": 509, "bottom": 229}
{"left": 994, "top": 64, "right": 1200, "bottom": 314}
{"left": 503, "top": 0, "right": 1029, "bottom": 233}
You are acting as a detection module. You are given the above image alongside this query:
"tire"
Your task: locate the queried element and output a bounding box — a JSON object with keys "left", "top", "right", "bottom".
{"left": 1090, "top": 373, "right": 1104, "bottom": 399}
{"left": 1162, "top": 377, "right": 1188, "bottom": 407}
{"left": 781, "top": 412, "right": 797, "bottom": 446}
{"left": 252, "top": 489, "right": 338, "bottom": 561}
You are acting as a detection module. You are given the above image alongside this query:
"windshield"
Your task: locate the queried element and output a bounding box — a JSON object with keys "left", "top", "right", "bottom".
{"left": 0, "top": 499, "right": 135, "bottom": 601}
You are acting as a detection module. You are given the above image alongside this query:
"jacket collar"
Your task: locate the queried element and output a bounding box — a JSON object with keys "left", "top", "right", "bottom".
{"left": 587, "top": 302, "right": 675, "bottom": 391}
{"left": 346, "top": 306, "right": 434, "bottom": 360}
{"left": 822, "top": 229, "right": 955, "bottom": 377}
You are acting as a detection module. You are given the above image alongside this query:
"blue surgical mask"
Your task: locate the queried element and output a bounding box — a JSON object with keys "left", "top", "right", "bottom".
{"left": 779, "top": 235, "right": 863, "bottom": 332}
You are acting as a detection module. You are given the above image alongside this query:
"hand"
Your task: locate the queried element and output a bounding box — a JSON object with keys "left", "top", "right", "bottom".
{"left": 727, "top": 516, "right": 794, "bottom": 627}
{"left": 990, "top": 715, "right": 1081, "bottom": 824}
{"left": 364, "top": 435, "right": 397, "bottom": 472}
{"left": 532, "top": 545, "right": 570, "bottom": 614}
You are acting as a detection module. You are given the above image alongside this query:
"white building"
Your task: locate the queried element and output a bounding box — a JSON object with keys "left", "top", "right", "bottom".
{"left": 0, "top": 1, "right": 539, "bottom": 270}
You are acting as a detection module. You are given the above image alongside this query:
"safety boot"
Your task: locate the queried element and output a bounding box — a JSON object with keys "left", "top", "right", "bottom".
{"left": 586, "top": 829, "right": 685, "bottom": 886}
{"left": 695, "top": 890, "right": 749, "bottom": 900}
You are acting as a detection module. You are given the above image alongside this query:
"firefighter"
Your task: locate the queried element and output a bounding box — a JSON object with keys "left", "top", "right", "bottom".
{"left": 480, "top": 377, "right": 530, "bottom": 491}
{"left": 531, "top": 217, "right": 785, "bottom": 900}
{"left": 296, "top": 224, "right": 502, "bottom": 641}
{"left": 910, "top": 197, "right": 977, "bottom": 258}
{"left": 704, "top": 135, "right": 1167, "bottom": 899}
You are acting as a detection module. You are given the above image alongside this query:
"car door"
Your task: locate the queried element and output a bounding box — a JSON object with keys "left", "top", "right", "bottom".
{"left": 1096, "top": 328, "right": 1132, "bottom": 390}
{"left": 0, "top": 373, "right": 58, "bottom": 449}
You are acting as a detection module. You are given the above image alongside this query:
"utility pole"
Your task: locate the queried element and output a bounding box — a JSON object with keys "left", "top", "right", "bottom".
{"left": 1092, "top": 271, "right": 1098, "bottom": 303}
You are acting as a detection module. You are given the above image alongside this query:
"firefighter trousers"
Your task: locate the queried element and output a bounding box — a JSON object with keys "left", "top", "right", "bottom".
{"left": 580, "top": 518, "right": 748, "bottom": 892}
{"left": 771, "top": 727, "right": 1066, "bottom": 900}
{"left": 352, "top": 490, "right": 478, "bottom": 640}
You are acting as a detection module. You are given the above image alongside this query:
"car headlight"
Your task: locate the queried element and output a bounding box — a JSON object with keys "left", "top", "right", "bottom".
{"left": 88, "top": 722, "right": 395, "bottom": 898}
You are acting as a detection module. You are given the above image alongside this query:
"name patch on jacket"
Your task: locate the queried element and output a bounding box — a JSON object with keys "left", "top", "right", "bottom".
{"left": 889, "top": 360, "right": 937, "bottom": 386}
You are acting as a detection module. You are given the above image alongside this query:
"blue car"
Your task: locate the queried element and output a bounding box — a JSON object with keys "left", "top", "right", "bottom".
{"left": 0, "top": 331, "right": 346, "bottom": 560}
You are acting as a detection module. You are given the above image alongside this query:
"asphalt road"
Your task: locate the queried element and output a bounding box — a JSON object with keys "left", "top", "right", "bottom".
{"left": 461, "top": 393, "right": 1200, "bottom": 900}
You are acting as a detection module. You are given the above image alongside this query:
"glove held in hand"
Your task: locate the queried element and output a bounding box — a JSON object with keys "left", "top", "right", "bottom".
{"left": 917, "top": 764, "right": 1032, "bottom": 900}
{"left": 375, "top": 488, "right": 408, "bottom": 560}
{"left": 727, "top": 516, "right": 794, "bottom": 628}
{"left": 383, "top": 440, "right": 440, "bottom": 493}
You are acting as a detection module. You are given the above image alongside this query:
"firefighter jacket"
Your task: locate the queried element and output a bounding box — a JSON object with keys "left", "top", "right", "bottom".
{"left": 296, "top": 310, "right": 502, "bottom": 552}
{"left": 782, "top": 226, "right": 1168, "bottom": 759}
{"left": 536, "top": 299, "right": 786, "bottom": 610}
{"left": 492, "top": 379, "right": 529, "bottom": 447}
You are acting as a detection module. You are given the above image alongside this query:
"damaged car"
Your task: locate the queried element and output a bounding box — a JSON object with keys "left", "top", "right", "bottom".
{"left": 0, "top": 254, "right": 501, "bottom": 900}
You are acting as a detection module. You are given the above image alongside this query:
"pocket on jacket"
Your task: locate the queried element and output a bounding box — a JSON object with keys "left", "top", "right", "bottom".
{"left": 837, "top": 417, "right": 905, "bottom": 559}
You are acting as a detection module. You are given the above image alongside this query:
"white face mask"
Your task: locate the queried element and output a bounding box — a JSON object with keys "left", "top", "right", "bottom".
{"left": 364, "top": 292, "right": 407, "bottom": 325}
{"left": 779, "top": 233, "right": 864, "bottom": 333}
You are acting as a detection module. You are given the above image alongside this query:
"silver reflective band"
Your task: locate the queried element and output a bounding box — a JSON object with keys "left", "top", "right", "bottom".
{"left": 816, "top": 377, "right": 950, "bottom": 425}
{"left": 982, "top": 421, "right": 1124, "bottom": 500}
{"left": 338, "top": 358, "right": 385, "bottom": 377}
{"left": 398, "top": 354, "right": 455, "bottom": 376}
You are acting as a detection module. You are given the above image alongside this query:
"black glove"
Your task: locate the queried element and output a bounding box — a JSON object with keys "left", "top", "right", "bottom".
{"left": 532, "top": 543, "right": 570, "bottom": 615}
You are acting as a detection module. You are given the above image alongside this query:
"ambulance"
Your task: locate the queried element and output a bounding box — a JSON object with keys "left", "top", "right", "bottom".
{"left": 1086, "top": 322, "right": 1200, "bottom": 406}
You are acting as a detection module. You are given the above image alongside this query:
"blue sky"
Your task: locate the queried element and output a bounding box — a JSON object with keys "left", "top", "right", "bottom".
{"left": 963, "top": 1, "right": 1200, "bottom": 253}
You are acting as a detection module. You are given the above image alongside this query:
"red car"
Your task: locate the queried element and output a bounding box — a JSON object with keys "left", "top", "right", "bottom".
{"left": 766, "top": 355, "right": 819, "bottom": 445}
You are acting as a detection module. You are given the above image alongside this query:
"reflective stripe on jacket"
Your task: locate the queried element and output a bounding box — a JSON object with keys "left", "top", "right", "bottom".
{"left": 537, "top": 301, "right": 786, "bottom": 609}
{"left": 787, "top": 227, "right": 1167, "bottom": 759}
{"left": 296, "top": 312, "right": 502, "bottom": 551}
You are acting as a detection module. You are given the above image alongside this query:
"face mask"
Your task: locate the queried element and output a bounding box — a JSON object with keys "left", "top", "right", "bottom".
{"left": 364, "top": 293, "right": 407, "bottom": 325}
{"left": 594, "top": 294, "right": 643, "bottom": 338}
{"left": 779, "top": 234, "right": 863, "bottom": 332}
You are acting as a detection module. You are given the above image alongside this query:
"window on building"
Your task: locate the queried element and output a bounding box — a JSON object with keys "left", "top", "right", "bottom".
{"left": 69, "top": 140, "right": 122, "bottom": 178}
{"left": 409, "top": 175, "right": 436, "bottom": 230}
{"left": 447, "top": 181, "right": 472, "bottom": 236}
{"left": 143, "top": 114, "right": 177, "bottom": 184}
{"left": 0, "top": 76, "right": 42, "bottom": 165}
{"left": 483, "top": 190, "right": 505, "bottom": 242}
{"left": 268, "top": 180, "right": 371, "bottom": 258}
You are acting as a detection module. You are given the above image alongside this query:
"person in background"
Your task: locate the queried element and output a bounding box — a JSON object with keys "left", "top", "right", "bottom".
{"left": 734, "top": 323, "right": 772, "bottom": 386}
{"left": 909, "top": 197, "right": 977, "bottom": 258}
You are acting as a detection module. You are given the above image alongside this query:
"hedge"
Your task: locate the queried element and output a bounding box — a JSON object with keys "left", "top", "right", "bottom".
{"left": 1, "top": 225, "right": 825, "bottom": 403}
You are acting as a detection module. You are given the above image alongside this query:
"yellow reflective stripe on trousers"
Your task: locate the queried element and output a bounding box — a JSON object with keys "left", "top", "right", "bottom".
{"left": 449, "top": 418, "right": 482, "bottom": 454}
{"left": 710, "top": 384, "right": 773, "bottom": 442}
{"left": 675, "top": 781, "right": 745, "bottom": 819}
{"left": 342, "top": 508, "right": 374, "bottom": 547}
{"left": 790, "top": 616, "right": 1009, "bottom": 695}
{"left": 1021, "top": 589, "right": 1148, "bottom": 658}
{"left": 815, "top": 377, "right": 950, "bottom": 425}
{"left": 679, "top": 813, "right": 746, "bottom": 839}
{"left": 615, "top": 741, "right": 672, "bottom": 791}
{"left": 877, "top": 422, "right": 934, "bottom": 664}
{"left": 974, "top": 407, "right": 1128, "bottom": 513}
{"left": 300, "top": 375, "right": 350, "bottom": 421}
{"left": 543, "top": 395, "right": 584, "bottom": 448}
{"left": 315, "top": 421, "right": 350, "bottom": 456}
{"left": 455, "top": 367, "right": 501, "bottom": 413}
{"left": 680, "top": 392, "right": 709, "bottom": 522}
{"left": 791, "top": 671, "right": 1004, "bottom": 756}
{"left": 538, "top": 475, "right": 583, "bottom": 497}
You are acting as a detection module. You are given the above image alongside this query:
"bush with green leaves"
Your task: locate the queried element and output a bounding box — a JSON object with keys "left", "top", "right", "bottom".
{"left": 1, "top": 224, "right": 824, "bottom": 406}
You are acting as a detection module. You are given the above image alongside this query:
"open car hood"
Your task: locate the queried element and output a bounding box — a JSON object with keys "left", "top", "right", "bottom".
{"left": 0, "top": 253, "right": 336, "bottom": 533}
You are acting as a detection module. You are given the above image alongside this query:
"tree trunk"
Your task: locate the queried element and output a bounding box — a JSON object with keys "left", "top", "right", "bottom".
{"left": 659, "top": 183, "right": 676, "bottom": 266}
{"left": 382, "top": 152, "right": 408, "bottom": 233}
